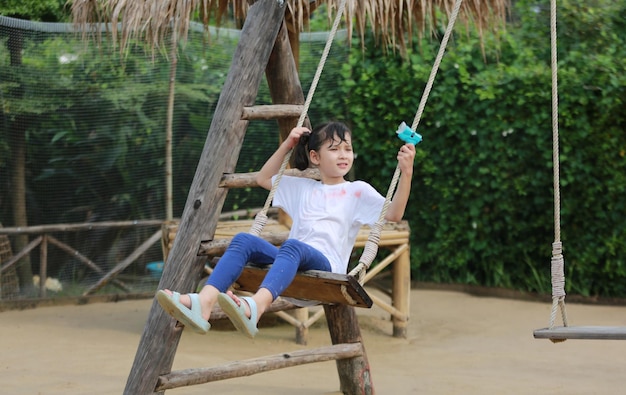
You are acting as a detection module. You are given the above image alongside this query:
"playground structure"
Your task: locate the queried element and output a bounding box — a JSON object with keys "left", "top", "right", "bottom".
{"left": 124, "top": 2, "right": 379, "bottom": 393}
{"left": 122, "top": 0, "right": 447, "bottom": 392}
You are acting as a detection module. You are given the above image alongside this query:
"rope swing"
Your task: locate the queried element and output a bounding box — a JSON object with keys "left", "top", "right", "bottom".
{"left": 547, "top": 0, "right": 569, "bottom": 343}
{"left": 549, "top": 0, "right": 568, "bottom": 343}
{"left": 249, "top": 0, "right": 464, "bottom": 285}
{"left": 533, "top": 0, "right": 626, "bottom": 341}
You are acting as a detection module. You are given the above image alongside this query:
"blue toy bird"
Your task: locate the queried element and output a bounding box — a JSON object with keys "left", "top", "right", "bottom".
{"left": 396, "top": 122, "right": 422, "bottom": 145}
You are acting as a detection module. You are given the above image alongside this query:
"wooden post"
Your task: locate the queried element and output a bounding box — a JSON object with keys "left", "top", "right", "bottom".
{"left": 39, "top": 235, "right": 47, "bottom": 298}
{"left": 392, "top": 246, "right": 411, "bottom": 338}
{"left": 265, "top": 19, "right": 310, "bottom": 140}
{"left": 324, "top": 304, "right": 375, "bottom": 395}
{"left": 292, "top": 308, "right": 309, "bottom": 344}
{"left": 123, "top": 1, "right": 287, "bottom": 393}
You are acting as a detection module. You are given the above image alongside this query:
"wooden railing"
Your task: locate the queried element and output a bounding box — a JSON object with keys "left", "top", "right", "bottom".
{"left": 0, "top": 220, "right": 163, "bottom": 299}
{"left": 0, "top": 207, "right": 270, "bottom": 302}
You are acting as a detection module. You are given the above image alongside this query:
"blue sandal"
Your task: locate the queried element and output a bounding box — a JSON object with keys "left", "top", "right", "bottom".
{"left": 156, "top": 290, "right": 210, "bottom": 334}
{"left": 217, "top": 293, "right": 259, "bottom": 338}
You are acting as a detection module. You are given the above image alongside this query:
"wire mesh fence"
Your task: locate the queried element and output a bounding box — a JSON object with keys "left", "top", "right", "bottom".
{"left": 0, "top": 16, "right": 348, "bottom": 304}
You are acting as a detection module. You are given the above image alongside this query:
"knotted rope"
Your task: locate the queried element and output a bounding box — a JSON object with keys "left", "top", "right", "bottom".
{"left": 547, "top": 0, "right": 568, "bottom": 343}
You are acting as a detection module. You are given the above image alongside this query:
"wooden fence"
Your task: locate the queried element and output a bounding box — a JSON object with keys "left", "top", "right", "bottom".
{"left": 0, "top": 220, "right": 163, "bottom": 303}
{"left": 0, "top": 208, "right": 267, "bottom": 307}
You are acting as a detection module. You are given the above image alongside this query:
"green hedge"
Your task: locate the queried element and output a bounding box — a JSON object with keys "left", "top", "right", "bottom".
{"left": 319, "top": 0, "right": 626, "bottom": 297}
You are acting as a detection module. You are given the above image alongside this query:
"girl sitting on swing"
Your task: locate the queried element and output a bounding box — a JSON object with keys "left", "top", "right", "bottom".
{"left": 157, "top": 121, "right": 416, "bottom": 338}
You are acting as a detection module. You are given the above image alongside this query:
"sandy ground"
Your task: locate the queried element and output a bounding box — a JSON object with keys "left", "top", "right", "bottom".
{"left": 1, "top": 287, "right": 626, "bottom": 395}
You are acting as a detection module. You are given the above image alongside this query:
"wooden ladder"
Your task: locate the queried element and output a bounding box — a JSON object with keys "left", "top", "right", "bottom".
{"left": 124, "top": 1, "right": 374, "bottom": 394}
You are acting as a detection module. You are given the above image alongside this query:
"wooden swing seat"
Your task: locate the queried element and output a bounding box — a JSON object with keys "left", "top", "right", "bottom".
{"left": 534, "top": 326, "right": 626, "bottom": 340}
{"left": 234, "top": 265, "right": 373, "bottom": 308}
{"left": 191, "top": 219, "right": 411, "bottom": 310}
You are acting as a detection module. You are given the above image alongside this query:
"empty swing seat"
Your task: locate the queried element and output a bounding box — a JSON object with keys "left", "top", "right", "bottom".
{"left": 534, "top": 326, "right": 626, "bottom": 340}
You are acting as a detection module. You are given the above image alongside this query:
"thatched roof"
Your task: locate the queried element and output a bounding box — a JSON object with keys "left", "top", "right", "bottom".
{"left": 70, "top": 0, "right": 509, "bottom": 53}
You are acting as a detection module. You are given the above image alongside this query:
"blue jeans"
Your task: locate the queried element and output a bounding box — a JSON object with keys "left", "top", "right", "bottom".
{"left": 205, "top": 233, "right": 332, "bottom": 300}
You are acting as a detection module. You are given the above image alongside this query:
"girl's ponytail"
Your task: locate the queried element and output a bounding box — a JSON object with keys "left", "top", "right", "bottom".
{"left": 293, "top": 133, "right": 310, "bottom": 170}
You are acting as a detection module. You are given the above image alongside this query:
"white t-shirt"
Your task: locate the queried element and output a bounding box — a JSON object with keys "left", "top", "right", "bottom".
{"left": 272, "top": 175, "right": 385, "bottom": 274}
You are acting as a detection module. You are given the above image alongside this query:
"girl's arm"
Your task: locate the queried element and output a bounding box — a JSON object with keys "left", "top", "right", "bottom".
{"left": 256, "top": 126, "right": 310, "bottom": 190}
{"left": 385, "top": 143, "right": 416, "bottom": 222}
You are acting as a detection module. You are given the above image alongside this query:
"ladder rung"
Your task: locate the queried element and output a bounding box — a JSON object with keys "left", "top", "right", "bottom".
{"left": 241, "top": 104, "right": 304, "bottom": 120}
{"left": 156, "top": 343, "right": 364, "bottom": 390}
{"left": 217, "top": 168, "right": 320, "bottom": 189}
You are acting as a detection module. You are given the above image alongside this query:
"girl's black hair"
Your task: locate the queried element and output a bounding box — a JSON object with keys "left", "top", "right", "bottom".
{"left": 293, "top": 121, "right": 352, "bottom": 170}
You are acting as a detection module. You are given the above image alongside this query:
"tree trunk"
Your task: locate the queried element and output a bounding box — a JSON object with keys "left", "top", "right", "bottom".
{"left": 7, "top": 28, "right": 34, "bottom": 295}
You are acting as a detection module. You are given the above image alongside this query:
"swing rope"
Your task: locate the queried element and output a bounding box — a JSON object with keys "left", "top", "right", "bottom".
{"left": 349, "top": 0, "right": 464, "bottom": 281}
{"left": 249, "top": 0, "right": 348, "bottom": 237}
{"left": 547, "top": 0, "right": 568, "bottom": 342}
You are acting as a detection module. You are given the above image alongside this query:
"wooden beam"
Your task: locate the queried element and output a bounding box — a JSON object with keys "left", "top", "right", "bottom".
{"left": 534, "top": 326, "right": 626, "bottom": 340}
{"left": 392, "top": 243, "right": 411, "bottom": 338}
{"left": 325, "top": 304, "right": 375, "bottom": 394}
{"left": 0, "top": 220, "right": 163, "bottom": 235}
{"left": 0, "top": 235, "right": 41, "bottom": 274}
{"left": 218, "top": 168, "right": 320, "bottom": 189}
{"left": 265, "top": 18, "right": 310, "bottom": 140}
